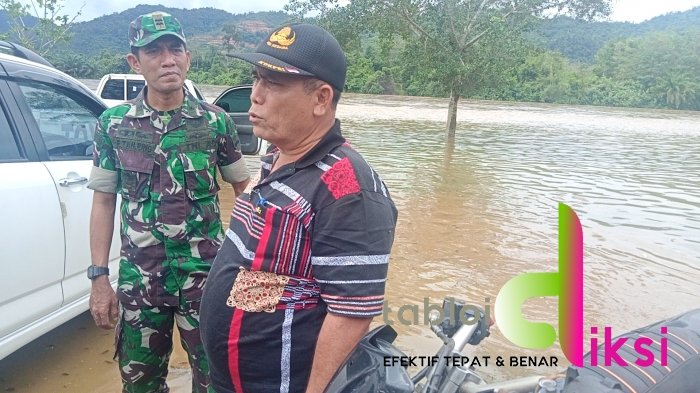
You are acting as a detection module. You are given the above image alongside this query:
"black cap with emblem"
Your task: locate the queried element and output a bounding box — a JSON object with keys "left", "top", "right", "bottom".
{"left": 229, "top": 23, "right": 347, "bottom": 92}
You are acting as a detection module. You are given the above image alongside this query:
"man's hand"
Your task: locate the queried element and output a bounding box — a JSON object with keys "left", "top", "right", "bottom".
{"left": 89, "top": 276, "right": 118, "bottom": 329}
{"left": 89, "top": 191, "right": 118, "bottom": 328}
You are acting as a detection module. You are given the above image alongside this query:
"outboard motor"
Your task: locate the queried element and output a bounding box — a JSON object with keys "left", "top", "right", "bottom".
{"left": 563, "top": 308, "right": 700, "bottom": 393}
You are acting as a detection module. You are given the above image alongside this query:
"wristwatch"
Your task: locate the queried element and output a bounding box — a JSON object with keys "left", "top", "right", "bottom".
{"left": 87, "top": 265, "right": 110, "bottom": 280}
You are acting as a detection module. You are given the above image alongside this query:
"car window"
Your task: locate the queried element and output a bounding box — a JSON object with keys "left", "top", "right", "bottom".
{"left": 126, "top": 79, "right": 145, "bottom": 100}
{"left": 216, "top": 87, "right": 251, "bottom": 113}
{"left": 100, "top": 79, "right": 124, "bottom": 100}
{"left": 0, "top": 103, "right": 22, "bottom": 161}
{"left": 17, "top": 80, "right": 98, "bottom": 160}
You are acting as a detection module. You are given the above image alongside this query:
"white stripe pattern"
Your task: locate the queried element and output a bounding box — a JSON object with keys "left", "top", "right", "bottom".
{"left": 269, "top": 181, "right": 314, "bottom": 224}
{"left": 225, "top": 228, "right": 255, "bottom": 260}
{"left": 373, "top": 168, "right": 388, "bottom": 197}
{"left": 329, "top": 308, "right": 384, "bottom": 317}
{"left": 312, "top": 254, "right": 389, "bottom": 266}
{"left": 279, "top": 307, "right": 294, "bottom": 393}
{"left": 315, "top": 278, "right": 387, "bottom": 284}
{"left": 315, "top": 161, "right": 332, "bottom": 171}
{"left": 323, "top": 299, "right": 385, "bottom": 306}
{"left": 270, "top": 180, "right": 302, "bottom": 201}
{"left": 233, "top": 205, "right": 264, "bottom": 236}
{"left": 371, "top": 167, "right": 378, "bottom": 193}
{"left": 274, "top": 212, "right": 303, "bottom": 273}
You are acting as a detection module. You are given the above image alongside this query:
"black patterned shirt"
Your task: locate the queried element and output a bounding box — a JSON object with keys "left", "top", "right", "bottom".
{"left": 200, "top": 120, "right": 398, "bottom": 393}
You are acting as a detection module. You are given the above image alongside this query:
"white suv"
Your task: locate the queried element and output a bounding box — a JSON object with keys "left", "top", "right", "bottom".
{"left": 0, "top": 42, "right": 121, "bottom": 360}
{"left": 96, "top": 73, "right": 205, "bottom": 107}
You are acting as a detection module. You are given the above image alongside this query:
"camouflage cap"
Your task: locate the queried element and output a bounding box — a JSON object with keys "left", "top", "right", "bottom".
{"left": 129, "top": 11, "right": 186, "bottom": 48}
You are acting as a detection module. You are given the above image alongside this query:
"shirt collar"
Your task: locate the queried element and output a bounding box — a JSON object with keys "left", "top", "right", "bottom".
{"left": 124, "top": 86, "right": 205, "bottom": 119}
{"left": 259, "top": 120, "right": 345, "bottom": 183}
{"left": 295, "top": 119, "right": 345, "bottom": 168}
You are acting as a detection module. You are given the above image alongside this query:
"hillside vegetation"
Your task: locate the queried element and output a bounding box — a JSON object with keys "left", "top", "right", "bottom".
{"left": 1, "top": 4, "right": 699, "bottom": 111}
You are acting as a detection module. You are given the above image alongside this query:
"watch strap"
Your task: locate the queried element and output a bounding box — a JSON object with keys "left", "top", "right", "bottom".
{"left": 87, "top": 265, "right": 110, "bottom": 280}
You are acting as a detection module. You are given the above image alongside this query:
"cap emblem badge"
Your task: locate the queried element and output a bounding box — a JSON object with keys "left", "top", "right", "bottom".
{"left": 152, "top": 13, "right": 166, "bottom": 30}
{"left": 268, "top": 26, "right": 296, "bottom": 49}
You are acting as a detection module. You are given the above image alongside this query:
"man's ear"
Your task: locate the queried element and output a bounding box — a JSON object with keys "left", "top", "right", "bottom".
{"left": 313, "top": 83, "right": 334, "bottom": 116}
{"left": 126, "top": 52, "right": 141, "bottom": 74}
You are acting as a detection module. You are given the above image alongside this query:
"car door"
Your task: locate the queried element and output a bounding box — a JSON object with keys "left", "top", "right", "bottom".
{"left": 9, "top": 77, "right": 121, "bottom": 306}
{"left": 213, "top": 85, "right": 265, "bottom": 155}
{"left": 0, "top": 78, "right": 64, "bottom": 340}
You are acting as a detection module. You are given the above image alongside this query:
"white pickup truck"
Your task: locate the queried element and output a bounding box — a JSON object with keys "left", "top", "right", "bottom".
{"left": 96, "top": 73, "right": 206, "bottom": 107}
{"left": 95, "top": 75, "right": 265, "bottom": 155}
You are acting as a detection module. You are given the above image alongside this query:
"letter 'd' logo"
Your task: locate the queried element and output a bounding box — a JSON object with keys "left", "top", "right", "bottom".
{"left": 495, "top": 203, "right": 584, "bottom": 366}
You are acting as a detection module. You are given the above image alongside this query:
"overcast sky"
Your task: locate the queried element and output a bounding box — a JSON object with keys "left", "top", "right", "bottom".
{"left": 60, "top": 0, "right": 700, "bottom": 24}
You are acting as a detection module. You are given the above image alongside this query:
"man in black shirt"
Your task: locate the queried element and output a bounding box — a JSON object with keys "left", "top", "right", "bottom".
{"left": 200, "top": 23, "right": 398, "bottom": 393}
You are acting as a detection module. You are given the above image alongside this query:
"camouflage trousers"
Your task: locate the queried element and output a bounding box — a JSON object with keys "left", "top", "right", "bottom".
{"left": 115, "top": 301, "right": 213, "bottom": 393}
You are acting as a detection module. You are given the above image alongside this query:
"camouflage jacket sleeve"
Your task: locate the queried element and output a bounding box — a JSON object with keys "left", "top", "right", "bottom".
{"left": 217, "top": 112, "right": 249, "bottom": 184}
{"left": 87, "top": 111, "right": 119, "bottom": 193}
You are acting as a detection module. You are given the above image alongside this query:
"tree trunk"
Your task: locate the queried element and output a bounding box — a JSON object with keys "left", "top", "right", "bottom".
{"left": 446, "top": 87, "right": 460, "bottom": 139}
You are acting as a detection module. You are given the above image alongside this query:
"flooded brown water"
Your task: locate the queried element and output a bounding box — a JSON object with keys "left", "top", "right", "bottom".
{"left": 334, "top": 94, "right": 700, "bottom": 381}
{"left": 2, "top": 86, "right": 699, "bottom": 391}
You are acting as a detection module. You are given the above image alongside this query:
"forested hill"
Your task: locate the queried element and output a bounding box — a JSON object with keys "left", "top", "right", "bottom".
{"left": 67, "top": 5, "right": 290, "bottom": 55}
{"left": 1, "top": 5, "right": 699, "bottom": 62}
{"left": 0, "top": 5, "right": 290, "bottom": 55}
{"left": 533, "top": 6, "right": 700, "bottom": 63}
{"left": 2, "top": 5, "right": 700, "bottom": 110}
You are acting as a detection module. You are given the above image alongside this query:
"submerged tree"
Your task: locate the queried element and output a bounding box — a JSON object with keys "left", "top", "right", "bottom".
{"left": 286, "top": 0, "right": 612, "bottom": 137}
{"left": 0, "top": 0, "right": 84, "bottom": 56}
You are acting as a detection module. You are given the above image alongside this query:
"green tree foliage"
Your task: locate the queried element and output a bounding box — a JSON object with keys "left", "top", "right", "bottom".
{"left": 2, "top": 5, "right": 697, "bottom": 113}
{"left": 529, "top": 17, "right": 635, "bottom": 63}
{"left": 287, "top": 0, "right": 613, "bottom": 136}
{"left": 505, "top": 49, "right": 646, "bottom": 107}
{"left": 595, "top": 30, "right": 700, "bottom": 109}
{"left": 345, "top": 50, "right": 389, "bottom": 94}
{"left": 48, "top": 52, "right": 93, "bottom": 77}
{"left": 529, "top": 7, "right": 700, "bottom": 63}
{"left": 343, "top": 33, "right": 406, "bottom": 95}
{"left": 221, "top": 22, "right": 241, "bottom": 54}
{"left": 42, "top": 50, "right": 129, "bottom": 78}
{"left": 0, "top": 0, "right": 82, "bottom": 55}
{"left": 188, "top": 42, "right": 253, "bottom": 87}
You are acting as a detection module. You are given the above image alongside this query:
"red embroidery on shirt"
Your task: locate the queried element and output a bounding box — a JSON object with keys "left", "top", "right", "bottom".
{"left": 321, "top": 157, "right": 361, "bottom": 199}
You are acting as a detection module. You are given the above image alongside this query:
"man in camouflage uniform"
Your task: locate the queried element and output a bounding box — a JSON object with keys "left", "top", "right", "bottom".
{"left": 87, "top": 11, "right": 250, "bottom": 393}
